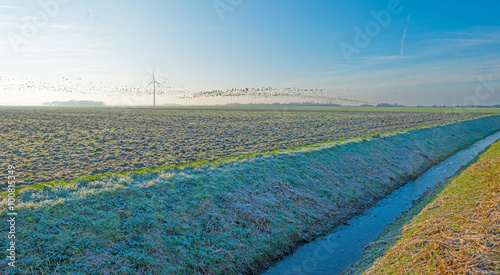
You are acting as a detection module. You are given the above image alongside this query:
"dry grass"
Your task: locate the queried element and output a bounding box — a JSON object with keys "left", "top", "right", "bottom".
{"left": 365, "top": 139, "right": 500, "bottom": 275}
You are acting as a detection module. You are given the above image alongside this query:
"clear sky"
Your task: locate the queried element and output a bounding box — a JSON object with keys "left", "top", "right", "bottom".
{"left": 1, "top": 0, "right": 499, "bottom": 106}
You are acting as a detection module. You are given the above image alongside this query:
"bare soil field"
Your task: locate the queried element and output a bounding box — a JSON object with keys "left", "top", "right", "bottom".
{"left": 0, "top": 107, "right": 490, "bottom": 188}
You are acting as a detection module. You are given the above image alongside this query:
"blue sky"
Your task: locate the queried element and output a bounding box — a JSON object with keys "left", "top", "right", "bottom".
{"left": 1, "top": 0, "right": 499, "bottom": 106}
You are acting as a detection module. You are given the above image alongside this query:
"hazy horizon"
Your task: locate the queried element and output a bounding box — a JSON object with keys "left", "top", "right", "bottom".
{"left": 1, "top": 0, "right": 499, "bottom": 106}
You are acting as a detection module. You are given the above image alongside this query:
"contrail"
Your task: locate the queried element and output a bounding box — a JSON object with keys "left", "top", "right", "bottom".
{"left": 400, "top": 15, "right": 411, "bottom": 58}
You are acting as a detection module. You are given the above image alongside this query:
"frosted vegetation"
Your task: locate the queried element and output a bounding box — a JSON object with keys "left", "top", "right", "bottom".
{"left": 361, "top": 133, "right": 500, "bottom": 274}
{"left": 0, "top": 107, "right": 488, "bottom": 188}
{"left": 1, "top": 115, "right": 499, "bottom": 274}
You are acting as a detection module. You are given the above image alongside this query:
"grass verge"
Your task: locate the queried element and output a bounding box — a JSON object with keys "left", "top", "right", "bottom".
{"left": 347, "top": 138, "right": 500, "bottom": 274}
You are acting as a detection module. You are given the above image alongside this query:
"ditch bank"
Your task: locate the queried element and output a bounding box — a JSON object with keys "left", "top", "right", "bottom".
{"left": 265, "top": 127, "right": 500, "bottom": 275}
{"left": 361, "top": 136, "right": 500, "bottom": 274}
{"left": 1, "top": 115, "right": 500, "bottom": 274}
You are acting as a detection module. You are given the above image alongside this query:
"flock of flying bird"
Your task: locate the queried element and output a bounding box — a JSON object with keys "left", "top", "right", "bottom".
{"left": 0, "top": 75, "right": 364, "bottom": 104}
{"left": 187, "top": 87, "right": 363, "bottom": 104}
{"left": 1, "top": 10, "right": 365, "bottom": 105}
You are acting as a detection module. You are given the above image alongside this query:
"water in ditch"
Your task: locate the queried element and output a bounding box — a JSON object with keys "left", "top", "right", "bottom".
{"left": 263, "top": 130, "right": 500, "bottom": 275}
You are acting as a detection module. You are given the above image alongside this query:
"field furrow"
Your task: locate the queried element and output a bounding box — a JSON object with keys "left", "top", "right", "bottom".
{"left": 0, "top": 107, "right": 491, "bottom": 188}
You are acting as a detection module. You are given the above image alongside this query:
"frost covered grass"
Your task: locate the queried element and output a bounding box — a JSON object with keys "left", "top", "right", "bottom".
{"left": 1, "top": 115, "right": 499, "bottom": 274}
{"left": 0, "top": 106, "right": 489, "bottom": 188}
{"left": 358, "top": 136, "right": 500, "bottom": 275}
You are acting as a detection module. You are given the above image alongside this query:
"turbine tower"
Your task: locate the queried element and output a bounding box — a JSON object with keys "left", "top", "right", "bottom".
{"left": 146, "top": 72, "right": 161, "bottom": 107}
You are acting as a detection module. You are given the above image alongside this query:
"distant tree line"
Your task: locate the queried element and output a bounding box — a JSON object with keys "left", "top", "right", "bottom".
{"left": 375, "top": 103, "right": 406, "bottom": 107}
{"left": 226, "top": 102, "right": 343, "bottom": 107}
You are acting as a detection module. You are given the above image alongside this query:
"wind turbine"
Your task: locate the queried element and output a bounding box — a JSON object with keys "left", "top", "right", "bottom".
{"left": 146, "top": 72, "right": 161, "bottom": 107}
